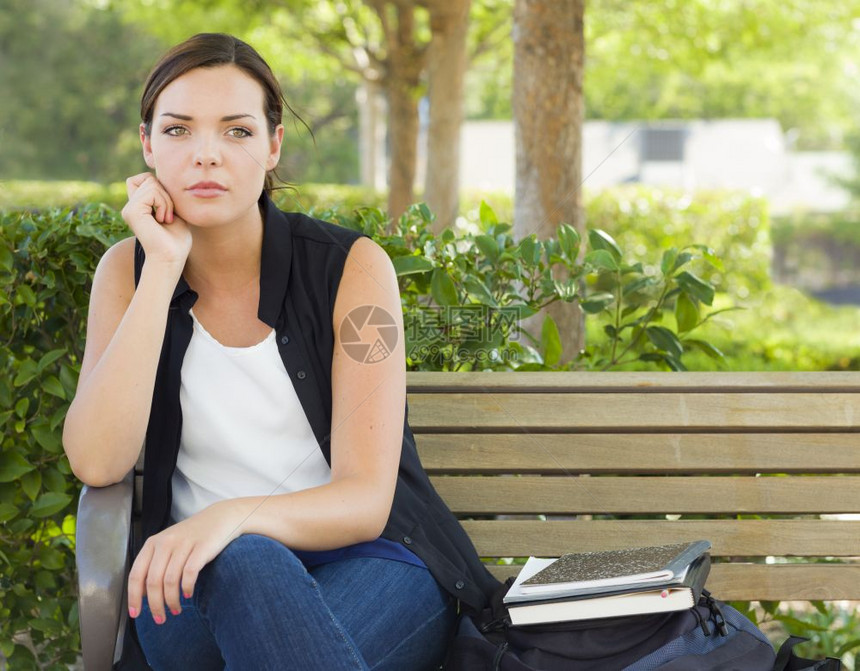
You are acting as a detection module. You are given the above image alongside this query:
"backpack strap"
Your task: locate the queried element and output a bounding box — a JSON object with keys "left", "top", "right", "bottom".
{"left": 774, "top": 636, "right": 842, "bottom": 670}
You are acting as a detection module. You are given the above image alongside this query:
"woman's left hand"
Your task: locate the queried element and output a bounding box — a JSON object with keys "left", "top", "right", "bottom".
{"left": 127, "top": 500, "right": 246, "bottom": 624}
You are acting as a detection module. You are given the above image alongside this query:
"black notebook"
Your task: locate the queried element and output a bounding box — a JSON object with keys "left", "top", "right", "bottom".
{"left": 506, "top": 553, "right": 711, "bottom": 626}
{"left": 517, "top": 540, "right": 711, "bottom": 597}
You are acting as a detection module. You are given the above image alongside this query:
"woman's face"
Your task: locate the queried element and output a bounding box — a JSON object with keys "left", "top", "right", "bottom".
{"left": 141, "top": 64, "right": 283, "bottom": 227}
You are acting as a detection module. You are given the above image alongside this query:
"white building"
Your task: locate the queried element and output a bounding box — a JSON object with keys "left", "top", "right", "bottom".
{"left": 456, "top": 119, "right": 851, "bottom": 215}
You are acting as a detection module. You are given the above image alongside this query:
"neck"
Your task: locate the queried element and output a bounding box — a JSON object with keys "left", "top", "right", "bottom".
{"left": 183, "top": 204, "right": 264, "bottom": 293}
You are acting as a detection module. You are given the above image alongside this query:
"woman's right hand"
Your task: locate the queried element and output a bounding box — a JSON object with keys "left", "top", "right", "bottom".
{"left": 121, "top": 173, "right": 192, "bottom": 274}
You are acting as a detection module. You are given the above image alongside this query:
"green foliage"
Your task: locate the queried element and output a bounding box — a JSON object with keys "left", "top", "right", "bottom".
{"left": 272, "top": 183, "right": 386, "bottom": 215}
{"left": 0, "top": 180, "right": 384, "bottom": 214}
{"left": 466, "top": 0, "right": 860, "bottom": 150}
{"left": 585, "top": 0, "right": 860, "bottom": 149}
{"left": 326, "top": 201, "right": 728, "bottom": 372}
{"left": 0, "top": 181, "right": 130, "bottom": 212}
{"left": 726, "top": 599, "right": 860, "bottom": 668}
{"left": 0, "top": 205, "right": 128, "bottom": 668}
{"left": 679, "top": 286, "right": 860, "bottom": 372}
{"left": 770, "top": 601, "right": 860, "bottom": 666}
{"left": 771, "top": 210, "right": 860, "bottom": 291}
{"left": 586, "top": 186, "right": 771, "bottom": 302}
{"left": 0, "top": 0, "right": 165, "bottom": 181}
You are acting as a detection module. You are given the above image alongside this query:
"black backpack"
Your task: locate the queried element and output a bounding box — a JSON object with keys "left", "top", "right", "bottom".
{"left": 443, "top": 578, "right": 839, "bottom": 671}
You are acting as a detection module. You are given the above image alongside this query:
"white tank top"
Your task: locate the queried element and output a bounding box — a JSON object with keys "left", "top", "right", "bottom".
{"left": 170, "top": 309, "right": 332, "bottom": 523}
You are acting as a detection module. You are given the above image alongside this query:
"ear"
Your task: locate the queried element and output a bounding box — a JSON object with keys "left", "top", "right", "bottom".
{"left": 140, "top": 123, "right": 155, "bottom": 170}
{"left": 266, "top": 124, "right": 284, "bottom": 171}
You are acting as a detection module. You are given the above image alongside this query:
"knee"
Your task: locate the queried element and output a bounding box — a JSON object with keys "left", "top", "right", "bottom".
{"left": 208, "top": 534, "right": 306, "bottom": 590}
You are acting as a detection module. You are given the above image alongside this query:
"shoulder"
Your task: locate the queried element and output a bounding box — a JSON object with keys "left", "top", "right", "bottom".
{"left": 281, "top": 210, "right": 369, "bottom": 251}
{"left": 334, "top": 236, "right": 400, "bottom": 325}
{"left": 93, "top": 236, "right": 136, "bottom": 296}
{"left": 341, "top": 236, "right": 396, "bottom": 291}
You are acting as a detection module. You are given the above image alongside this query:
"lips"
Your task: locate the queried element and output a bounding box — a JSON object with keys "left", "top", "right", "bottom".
{"left": 187, "top": 181, "right": 227, "bottom": 198}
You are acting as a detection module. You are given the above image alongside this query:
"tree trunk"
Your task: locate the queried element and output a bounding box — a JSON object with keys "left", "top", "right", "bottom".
{"left": 357, "top": 80, "right": 384, "bottom": 190}
{"left": 424, "top": 0, "right": 472, "bottom": 232}
{"left": 512, "top": 0, "right": 585, "bottom": 363}
{"left": 381, "top": 3, "right": 424, "bottom": 221}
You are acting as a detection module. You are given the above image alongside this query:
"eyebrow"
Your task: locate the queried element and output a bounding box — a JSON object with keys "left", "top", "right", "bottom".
{"left": 159, "top": 113, "right": 257, "bottom": 122}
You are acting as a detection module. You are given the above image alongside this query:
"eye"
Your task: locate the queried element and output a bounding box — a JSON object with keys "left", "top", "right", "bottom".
{"left": 227, "top": 127, "right": 253, "bottom": 139}
{"left": 163, "top": 125, "right": 189, "bottom": 137}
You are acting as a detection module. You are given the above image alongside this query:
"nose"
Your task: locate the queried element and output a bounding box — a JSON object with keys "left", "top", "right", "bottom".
{"left": 193, "top": 134, "right": 221, "bottom": 167}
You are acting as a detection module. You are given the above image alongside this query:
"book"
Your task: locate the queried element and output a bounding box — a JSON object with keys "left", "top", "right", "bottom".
{"left": 516, "top": 540, "right": 711, "bottom": 596}
{"left": 505, "top": 553, "right": 711, "bottom": 626}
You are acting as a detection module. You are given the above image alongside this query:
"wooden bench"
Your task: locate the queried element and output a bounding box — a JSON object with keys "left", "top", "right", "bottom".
{"left": 76, "top": 371, "right": 860, "bottom": 669}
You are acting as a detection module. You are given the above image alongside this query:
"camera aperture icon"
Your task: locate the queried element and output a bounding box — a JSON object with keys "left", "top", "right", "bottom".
{"left": 339, "top": 305, "right": 398, "bottom": 363}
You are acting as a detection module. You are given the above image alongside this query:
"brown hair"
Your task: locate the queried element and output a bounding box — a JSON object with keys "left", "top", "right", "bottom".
{"left": 140, "top": 33, "right": 304, "bottom": 195}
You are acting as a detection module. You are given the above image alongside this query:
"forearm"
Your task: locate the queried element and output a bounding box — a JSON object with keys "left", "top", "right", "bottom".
{"left": 221, "top": 477, "right": 394, "bottom": 551}
{"left": 63, "top": 265, "right": 179, "bottom": 486}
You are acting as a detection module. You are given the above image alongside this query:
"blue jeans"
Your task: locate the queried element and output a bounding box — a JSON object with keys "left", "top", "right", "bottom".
{"left": 134, "top": 534, "right": 457, "bottom": 670}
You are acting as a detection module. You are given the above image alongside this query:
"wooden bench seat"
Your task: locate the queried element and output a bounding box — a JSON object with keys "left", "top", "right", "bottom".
{"left": 76, "top": 371, "right": 860, "bottom": 669}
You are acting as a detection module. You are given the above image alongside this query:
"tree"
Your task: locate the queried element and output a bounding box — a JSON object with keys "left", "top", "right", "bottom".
{"left": 0, "top": 0, "right": 164, "bottom": 181}
{"left": 467, "top": 1, "right": 860, "bottom": 150}
{"left": 298, "top": 0, "right": 476, "bottom": 227}
{"left": 512, "top": 0, "right": 586, "bottom": 360}
{"left": 586, "top": 0, "right": 860, "bottom": 149}
{"left": 423, "top": 0, "right": 471, "bottom": 229}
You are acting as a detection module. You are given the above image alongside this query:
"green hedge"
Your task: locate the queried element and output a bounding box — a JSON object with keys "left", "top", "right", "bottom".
{"left": 0, "top": 180, "right": 386, "bottom": 214}
{"left": 772, "top": 210, "right": 860, "bottom": 288}
{"left": 0, "top": 205, "right": 128, "bottom": 668}
{"left": 587, "top": 186, "right": 771, "bottom": 301}
{"left": 1, "top": 181, "right": 769, "bottom": 298}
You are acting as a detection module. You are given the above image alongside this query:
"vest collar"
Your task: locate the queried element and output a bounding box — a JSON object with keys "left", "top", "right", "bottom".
{"left": 257, "top": 190, "right": 291, "bottom": 328}
{"left": 168, "top": 190, "right": 291, "bottom": 329}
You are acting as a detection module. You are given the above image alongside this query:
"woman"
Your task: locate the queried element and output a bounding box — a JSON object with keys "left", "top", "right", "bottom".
{"left": 63, "top": 33, "right": 498, "bottom": 670}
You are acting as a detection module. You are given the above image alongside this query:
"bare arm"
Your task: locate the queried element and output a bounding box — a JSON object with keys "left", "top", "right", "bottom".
{"left": 233, "top": 236, "right": 405, "bottom": 545}
{"left": 63, "top": 173, "right": 191, "bottom": 486}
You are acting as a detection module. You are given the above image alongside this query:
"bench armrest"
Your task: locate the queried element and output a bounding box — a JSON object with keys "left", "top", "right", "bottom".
{"left": 76, "top": 470, "right": 133, "bottom": 671}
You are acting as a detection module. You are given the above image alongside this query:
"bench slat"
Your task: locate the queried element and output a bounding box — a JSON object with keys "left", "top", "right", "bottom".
{"left": 432, "top": 475, "right": 860, "bottom": 514}
{"left": 417, "top": 433, "right": 860, "bottom": 474}
{"left": 408, "top": 393, "right": 860, "bottom": 431}
{"left": 460, "top": 519, "right": 860, "bottom": 557}
{"left": 407, "top": 371, "right": 860, "bottom": 393}
{"left": 484, "top": 563, "right": 860, "bottom": 601}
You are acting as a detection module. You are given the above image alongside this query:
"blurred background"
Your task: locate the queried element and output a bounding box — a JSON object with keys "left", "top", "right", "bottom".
{"left": 5, "top": 0, "right": 860, "bottom": 370}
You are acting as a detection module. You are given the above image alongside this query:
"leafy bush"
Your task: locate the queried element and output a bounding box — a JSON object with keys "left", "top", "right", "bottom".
{"left": 0, "top": 205, "right": 127, "bottom": 668}
{"left": 327, "top": 202, "right": 726, "bottom": 372}
{"left": 0, "top": 181, "right": 129, "bottom": 212}
{"left": 0, "top": 180, "right": 386, "bottom": 215}
{"left": 655, "top": 285, "right": 860, "bottom": 372}
{"left": 587, "top": 186, "right": 771, "bottom": 301}
{"left": 2, "top": 182, "right": 771, "bottom": 302}
{"left": 772, "top": 210, "right": 860, "bottom": 289}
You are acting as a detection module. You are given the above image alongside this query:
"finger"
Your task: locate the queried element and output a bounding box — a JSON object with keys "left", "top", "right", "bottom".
{"left": 151, "top": 190, "right": 172, "bottom": 224}
{"left": 181, "top": 549, "right": 205, "bottom": 601}
{"left": 144, "top": 544, "right": 176, "bottom": 625}
{"left": 126, "top": 172, "right": 152, "bottom": 199}
{"left": 127, "top": 541, "right": 154, "bottom": 620}
{"left": 163, "top": 545, "right": 193, "bottom": 616}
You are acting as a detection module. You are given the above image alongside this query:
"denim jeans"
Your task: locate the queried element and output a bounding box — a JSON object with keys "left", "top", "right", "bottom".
{"left": 134, "top": 534, "right": 458, "bottom": 671}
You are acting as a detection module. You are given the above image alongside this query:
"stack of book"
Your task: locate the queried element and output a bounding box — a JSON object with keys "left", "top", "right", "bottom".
{"left": 503, "top": 540, "right": 712, "bottom": 626}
